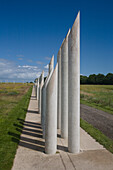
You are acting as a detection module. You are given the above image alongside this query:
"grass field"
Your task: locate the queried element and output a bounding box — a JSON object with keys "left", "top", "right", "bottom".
{"left": 0, "top": 83, "right": 32, "bottom": 170}
{"left": 80, "top": 85, "right": 113, "bottom": 114}
{"left": 80, "top": 85, "right": 113, "bottom": 154}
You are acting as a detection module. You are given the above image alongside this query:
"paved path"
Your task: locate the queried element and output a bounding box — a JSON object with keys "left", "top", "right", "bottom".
{"left": 12, "top": 86, "right": 113, "bottom": 170}
{"left": 81, "top": 104, "right": 113, "bottom": 140}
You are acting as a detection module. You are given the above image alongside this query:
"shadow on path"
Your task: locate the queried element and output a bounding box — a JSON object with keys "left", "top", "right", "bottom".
{"left": 27, "top": 110, "right": 39, "bottom": 114}
{"left": 30, "top": 96, "right": 37, "bottom": 100}
{"left": 8, "top": 119, "right": 45, "bottom": 153}
{"left": 9, "top": 118, "right": 68, "bottom": 153}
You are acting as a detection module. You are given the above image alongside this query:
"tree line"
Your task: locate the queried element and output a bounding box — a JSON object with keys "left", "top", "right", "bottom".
{"left": 80, "top": 73, "right": 113, "bottom": 85}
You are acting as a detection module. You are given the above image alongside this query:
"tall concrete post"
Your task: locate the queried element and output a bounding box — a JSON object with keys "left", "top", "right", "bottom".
{"left": 39, "top": 71, "right": 44, "bottom": 114}
{"left": 36, "top": 78, "right": 39, "bottom": 100}
{"left": 35, "top": 81, "right": 37, "bottom": 98}
{"left": 41, "top": 85, "right": 44, "bottom": 127}
{"left": 57, "top": 48, "right": 61, "bottom": 129}
{"left": 41, "top": 55, "right": 54, "bottom": 130}
{"left": 42, "top": 70, "right": 53, "bottom": 138}
{"left": 45, "top": 64, "right": 58, "bottom": 154}
{"left": 68, "top": 12, "right": 80, "bottom": 153}
{"left": 49, "top": 55, "right": 54, "bottom": 74}
{"left": 38, "top": 76, "right": 41, "bottom": 113}
{"left": 61, "top": 29, "right": 70, "bottom": 138}
{"left": 40, "top": 71, "right": 44, "bottom": 123}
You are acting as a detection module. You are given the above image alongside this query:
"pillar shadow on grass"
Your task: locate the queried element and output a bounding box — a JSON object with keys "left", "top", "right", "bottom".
{"left": 9, "top": 119, "right": 45, "bottom": 153}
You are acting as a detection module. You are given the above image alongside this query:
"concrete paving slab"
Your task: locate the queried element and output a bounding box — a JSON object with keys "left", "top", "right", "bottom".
{"left": 12, "top": 86, "right": 113, "bottom": 170}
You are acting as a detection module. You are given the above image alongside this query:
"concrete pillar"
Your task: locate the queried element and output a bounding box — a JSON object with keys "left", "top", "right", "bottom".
{"left": 38, "top": 76, "right": 41, "bottom": 113}
{"left": 37, "top": 78, "right": 39, "bottom": 100}
{"left": 39, "top": 71, "right": 44, "bottom": 114}
{"left": 57, "top": 48, "right": 61, "bottom": 129}
{"left": 40, "top": 71, "right": 44, "bottom": 122}
{"left": 61, "top": 29, "right": 70, "bottom": 138}
{"left": 41, "top": 85, "right": 44, "bottom": 128}
{"left": 35, "top": 82, "right": 37, "bottom": 98}
{"left": 49, "top": 55, "right": 54, "bottom": 74}
{"left": 68, "top": 12, "right": 80, "bottom": 153}
{"left": 45, "top": 64, "right": 58, "bottom": 154}
{"left": 42, "top": 70, "right": 53, "bottom": 138}
{"left": 41, "top": 55, "right": 54, "bottom": 127}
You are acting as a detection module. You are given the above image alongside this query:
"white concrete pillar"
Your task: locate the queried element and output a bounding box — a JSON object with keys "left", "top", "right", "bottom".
{"left": 37, "top": 78, "right": 39, "bottom": 100}
{"left": 68, "top": 12, "right": 80, "bottom": 153}
{"left": 42, "top": 70, "right": 53, "bottom": 138}
{"left": 45, "top": 64, "right": 58, "bottom": 154}
{"left": 39, "top": 71, "right": 44, "bottom": 114}
{"left": 57, "top": 48, "right": 61, "bottom": 129}
{"left": 34, "top": 82, "right": 37, "bottom": 98}
{"left": 41, "top": 85, "right": 44, "bottom": 127}
{"left": 61, "top": 29, "right": 70, "bottom": 138}
{"left": 40, "top": 71, "right": 44, "bottom": 122}
{"left": 38, "top": 76, "right": 41, "bottom": 113}
{"left": 49, "top": 55, "right": 54, "bottom": 74}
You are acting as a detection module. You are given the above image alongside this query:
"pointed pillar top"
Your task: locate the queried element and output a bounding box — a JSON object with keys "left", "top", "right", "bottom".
{"left": 60, "top": 38, "right": 65, "bottom": 49}
{"left": 49, "top": 55, "right": 54, "bottom": 74}
{"left": 66, "top": 28, "right": 70, "bottom": 40}
{"left": 57, "top": 48, "right": 61, "bottom": 61}
{"left": 61, "top": 28, "right": 70, "bottom": 49}
{"left": 50, "top": 55, "right": 54, "bottom": 65}
{"left": 70, "top": 11, "right": 80, "bottom": 34}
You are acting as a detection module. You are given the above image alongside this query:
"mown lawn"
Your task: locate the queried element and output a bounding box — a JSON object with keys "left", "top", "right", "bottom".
{"left": 80, "top": 85, "right": 113, "bottom": 115}
{"left": 0, "top": 83, "right": 33, "bottom": 170}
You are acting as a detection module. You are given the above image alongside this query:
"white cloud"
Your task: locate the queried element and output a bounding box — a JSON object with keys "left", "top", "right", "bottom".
{"left": 18, "top": 65, "right": 38, "bottom": 69}
{"left": 0, "top": 58, "right": 41, "bottom": 82}
{"left": 44, "top": 64, "right": 49, "bottom": 69}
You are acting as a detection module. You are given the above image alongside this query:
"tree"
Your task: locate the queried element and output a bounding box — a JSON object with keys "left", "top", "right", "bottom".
{"left": 87, "top": 74, "right": 96, "bottom": 84}
{"left": 80, "top": 75, "right": 88, "bottom": 84}
{"left": 104, "top": 73, "right": 113, "bottom": 85}
{"left": 96, "top": 74, "right": 105, "bottom": 84}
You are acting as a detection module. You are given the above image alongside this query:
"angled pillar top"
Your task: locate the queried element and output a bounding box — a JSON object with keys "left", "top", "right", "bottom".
{"left": 49, "top": 55, "right": 54, "bottom": 74}
{"left": 48, "top": 63, "right": 58, "bottom": 88}
{"left": 41, "top": 70, "right": 44, "bottom": 85}
{"left": 44, "top": 69, "right": 53, "bottom": 89}
{"left": 60, "top": 28, "right": 70, "bottom": 51}
{"left": 61, "top": 29, "right": 70, "bottom": 53}
{"left": 69, "top": 11, "right": 80, "bottom": 41}
{"left": 60, "top": 38, "right": 65, "bottom": 49}
{"left": 37, "top": 78, "right": 39, "bottom": 86}
{"left": 57, "top": 48, "right": 61, "bottom": 61}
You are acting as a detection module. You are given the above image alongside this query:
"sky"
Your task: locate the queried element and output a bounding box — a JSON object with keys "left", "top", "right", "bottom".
{"left": 0, "top": 0, "right": 113, "bottom": 82}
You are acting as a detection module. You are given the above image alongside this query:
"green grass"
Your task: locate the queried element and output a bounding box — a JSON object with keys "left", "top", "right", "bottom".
{"left": 0, "top": 83, "right": 32, "bottom": 170}
{"left": 80, "top": 118, "right": 113, "bottom": 154}
{"left": 80, "top": 85, "right": 113, "bottom": 154}
{"left": 80, "top": 85, "right": 113, "bottom": 115}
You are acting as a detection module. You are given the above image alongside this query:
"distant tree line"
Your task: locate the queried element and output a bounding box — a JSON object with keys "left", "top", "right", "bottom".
{"left": 80, "top": 73, "right": 113, "bottom": 85}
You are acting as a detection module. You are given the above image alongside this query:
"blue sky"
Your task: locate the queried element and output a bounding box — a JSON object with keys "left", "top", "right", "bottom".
{"left": 0, "top": 0, "right": 113, "bottom": 82}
